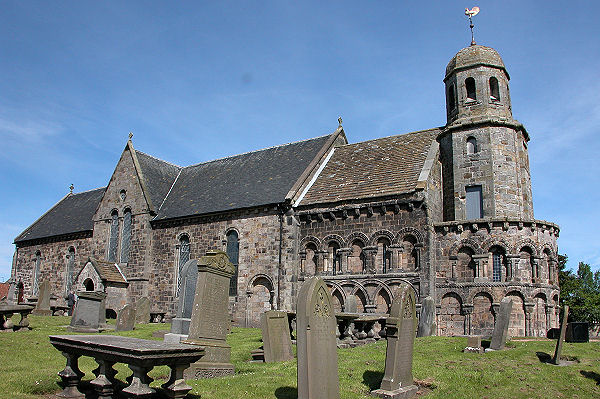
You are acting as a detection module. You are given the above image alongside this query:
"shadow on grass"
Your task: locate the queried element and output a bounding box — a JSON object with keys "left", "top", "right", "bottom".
{"left": 536, "top": 351, "right": 553, "bottom": 363}
{"left": 581, "top": 370, "right": 600, "bottom": 385}
{"left": 275, "top": 386, "right": 297, "bottom": 399}
{"left": 362, "top": 370, "right": 384, "bottom": 391}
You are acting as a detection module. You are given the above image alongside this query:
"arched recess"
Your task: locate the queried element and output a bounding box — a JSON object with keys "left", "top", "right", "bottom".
{"left": 471, "top": 292, "right": 495, "bottom": 336}
{"left": 456, "top": 246, "right": 476, "bottom": 282}
{"left": 304, "top": 243, "right": 318, "bottom": 277}
{"left": 518, "top": 246, "right": 536, "bottom": 283}
{"left": 373, "top": 284, "right": 392, "bottom": 313}
{"left": 482, "top": 238, "right": 511, "bottom": 255}
{"left": 551, "top": 292, "right": 560, "bottom": 328}
{"left": 349, "top": 280, "right": 370, "bottom": 312}
{"left": 369, "top": 230, "right": 395, "bottom": 246}
{"left": 504, "top": 291, "right": 525, "bottom": 337}
{"left": 345, "top": 232, "right": 369, "bottom": 247}
{"left": 348, "top": 239, "right": 366, "bottom": 274}
{"left": 396, "top": 227, "right": 424, "bottom": 245}
{"left": 324, "top": 235, "right": 344, "bottom": 275}
{"left": 401, "top": 235, "right": 418, "bottom": 271}
{"left": 532, "top": 293, "right": 547, "bottom": 337}
{"left": 439, "top": 292, "right": 465, "bottom": 336}
{"left": 246, "top": 274, "right": 274, "bottom": 328}
{"left": 489, "top": 245, "right": 508, "bottom": 282}
{"left": 542, "top": 247, "right": 556, "bottom": 284}
{"left": 513, "top": 239, "right": 539, "bottom": 257}
{"left": 326, "top": 281, "right": 346, "bottom": 312}
{"left": 84, "top": 278, "right": 95, "bottom": 292}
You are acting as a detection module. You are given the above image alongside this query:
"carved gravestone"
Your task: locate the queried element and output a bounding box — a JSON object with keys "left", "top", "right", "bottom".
{"left": 115, "top": 303, "right": 135, "bottom": 331}
{"left": 344, "top": 294, "right": 359, "bottom": 313}
{"left": 297, "top": 277, "right": 340, "bottom": 399}
{"left": 552, "top": 305, "right": 569, "bottom": 365}
{"left": 68, "top": 291, "right": 108, "bottom": 333}
{"left": 33, "top": 280, "right": 52, "bottom": 316}
{"left": 135, "top": 297, "right": 151, "bottom": 324}
{"left": 183, "top": 250, "right": 235, "bottom": 378}
{"left": 261, "top": 310, "right": 294, "bottom": 362}
{"left": 489, "top": 297, "right": 513, "bottom": 350}
{"left": 372, "top": 283, "right": 418, "bottom": 399}
{"left": 417, "top": 296, "right": 435, "bottom": 337}
{"left": 165, "top": 259, "right": 198, "bottom": 343}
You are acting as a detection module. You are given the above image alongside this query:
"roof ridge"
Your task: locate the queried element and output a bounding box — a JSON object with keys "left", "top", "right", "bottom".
{"left": 183, "top": 133, "right": 334, "bottom": 169}
{"left": 71, "top": 186, "right": 107, "bottom": 196}
{"left": 339, "top": 127, "right": 442, "bottom": 148}
{"left": 135, "top": 149, "right": 182, "bottom": 169}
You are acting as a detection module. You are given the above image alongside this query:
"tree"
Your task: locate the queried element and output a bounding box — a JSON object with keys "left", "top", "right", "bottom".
{"left": 558, "top": 254, "right": 600, "bottom": 323}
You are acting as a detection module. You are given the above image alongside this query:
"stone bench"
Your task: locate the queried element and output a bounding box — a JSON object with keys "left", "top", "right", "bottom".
{"left": 49, "top": 335, "right": 204, "bottom": 398}
{"left": 0, "top": 303, "right": 34, "bottom": 331}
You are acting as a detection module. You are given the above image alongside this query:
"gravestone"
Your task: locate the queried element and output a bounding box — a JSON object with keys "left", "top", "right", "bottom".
{"left": 135, "top": 297, "right": 150, "bottom": 324}
{"left": 68, "top": 291, "right": 108, "bottom": 333}
{"left": 344, "top": 294, "right": 359, "bottom": 313}
{"left": 183, "top": 250, "right": 235, "bottom": 378}
{"left": 6, "top": 280, "right": 17, "bottom": 304}
{"left": 552, "top": 305, "right": 569, "bottom": 365}
{"left": 566, "top": 322, "right": 589, "bottom": 343}
{"left": 297, "top": 277, "right": 339, "bottom": 399}
{"left": 115, "top": 303, "right": 135, "bottom": 331}
{"left": 32, "top": 280, "right": 52, "bottom": 316}
{"left": 261, "top": 310, "right": 293, "bottom": 362}
{"left": 164, "top": 259, "right": 198, "bottom": 344}
{"left": 372, "top": 283, "right": 418, "bottom": 399}
{"left": 463, "top": 335, "right": 484, "bottom": 354}
{"left": 417, "top": 296, "right": 435, "bottom": 337}
{"left": 489, "top": 297, "right": 513, "bottom": 350}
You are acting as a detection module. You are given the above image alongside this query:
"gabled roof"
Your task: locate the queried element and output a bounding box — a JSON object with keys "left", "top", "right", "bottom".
{"left": 298, "top": 128, "right": 440, "bottom": 206}
{"left": 14, "top": 187, "right": 106, "bottom": 244}
{"left": 154, "top": 134, "right": 336, "bottom": 220}
{"left": 134, "top": 150, "right": 181, "bottom": 213}
{"left": 79, "top": 257, "right": 128, "bottom": 284}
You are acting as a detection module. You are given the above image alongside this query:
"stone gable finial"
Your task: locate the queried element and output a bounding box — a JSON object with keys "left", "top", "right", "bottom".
{"left": 338, "top": 116, "right": 343, "bottom": 128}
{"left": 69, "top": 184, "right": 74, "bottom": 194}
{"left": 129, "top": 131, "right": 133, "bottom": 141}
{"left": 465, "top": 7, "right": 480, "bottom": 46}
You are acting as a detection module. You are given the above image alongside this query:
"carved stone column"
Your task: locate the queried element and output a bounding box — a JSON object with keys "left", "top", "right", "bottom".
{"left": 524, "top": 302, "right": 535, "bottom": 337}
{"left": 473, "top": 255, "right": 488, "bottom": 282}
{"left": 316, "top": 251, "right": 327, "bottom": 275}
{"left": 507, "top": 255, "right": 520, "bottom": 282}
{"left": 388, "top": 245, "right": 403, "bottom": 273}
{"left": 462, "top": 305, "right": 473, "bottom": 336}
{"left": 362, "top": 246, "right": 377, "bottom": 274}
{"left": 449, "top": 256, "right": 458, "bottom": 280}
{"left": 532, "top": 257, "right": 541, "bottom": 283}
{"left": 298, "top": 251, "right": 306, "bottom": 277}
{"left": 338, "top": 248, "right": 351, "bottom": 274}
{"left": 414, "top": 243, "right": 423, "bottom": 271}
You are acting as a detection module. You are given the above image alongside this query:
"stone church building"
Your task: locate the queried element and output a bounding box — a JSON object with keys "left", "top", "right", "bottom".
{"left": 11, "top": 43, "right": 560, "bottom": 337}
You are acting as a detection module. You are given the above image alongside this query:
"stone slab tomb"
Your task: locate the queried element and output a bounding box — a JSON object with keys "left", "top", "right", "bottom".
{"left": 297, "top": 277, "right": 340, "bottom": 399}
{"left": 261, "top": 310, "right": 294, "bottom": 362}
{"left": 115, "top": 303, "right": 135, "bottom": 332}
{"left": 164, "top": 259, "right": 198, "bottom": 344}
{"left": 183, "top": 250, "right": 235, "bottom": 379}
{"left": 552, "top": 305, "right": 569, "bottom": 365}
{"left": 463, "top": 335, "right": 484, "bottom": 354}
{"left": 32, "top": 280, "right": 52, "bottom": 316}
{"left": 372, "top": 283, "right": 418, "bottom": 399}
{"left": 134, "top": 297, "right": 151, "bottom": 324}
{"left": 68, "top": 291, "right": 109, "bottom": 333}
{"left": 489, "top": 297, "right": 513, "bottom": 351}
{"left": 416, "top": 296, "right": 435, "bottom": 337}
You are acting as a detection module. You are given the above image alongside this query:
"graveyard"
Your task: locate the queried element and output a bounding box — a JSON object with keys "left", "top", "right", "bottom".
{"left": 0, "top": 314, "right": 598, "bottom": 399}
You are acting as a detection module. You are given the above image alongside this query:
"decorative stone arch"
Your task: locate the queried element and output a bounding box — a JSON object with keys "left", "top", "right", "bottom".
{"left": 467, "top": 287, "right": 497, "bottom": 305}
{"left": 224, "top": 226, "right": 241, "bottom": 240}
{"left": 530, "top": 290, "right": 549, "bottom": 337}
{"left": 514, "top": 238, "right": 539, "bottom": 257}
{"left": 176, "top": 231, "right": 192, "bottom": 241}
{"left": 530, "top": 289, "right": 548, "bottom": 302}
{"left": 348, "top": 280, "right": 370, "bottom": 303}
{"left": 326, "top": 280, "right": 346, "bottom": 312}
{"left": 323, "top": 234, "right": 345, "bottom": 248}
{"left": 385, "top": 278, "right": 420, "bottom": 301}
{"left": 300, "top": 235, "right": 322, "bottom": 251}
{"left": 437, "top": 289, "right": 466, "bottom": 305}
{"left": 438, "top": 291, "right": 466, "bottom": 336}
{"left": 369, "top": 230, "right": 395, "bottom": 246}
{"left": 504, "top": 289, "right": 526, "bottom": 337}
{"left": 346, "top": 232, "right": 369, "bottom": 246}
{"left": 482, "top": 238, "right": 511, "bottom": 254}
{"left": 247, "top": 273, "right": 275, "bottom": 292}
{"left": 449, "top": 239, "right": 482, "bottom": 257}
{"left": 396, "top": 227, "right": 424, "bottom": 244}
{"left": 245, "top": 273, "right": 275, "bottom": 327}
{"left": 471, "top": 290, "right": 496, "bottom": 335}
{"left": 540, "top": 244, "right": 557, "bottom": 261}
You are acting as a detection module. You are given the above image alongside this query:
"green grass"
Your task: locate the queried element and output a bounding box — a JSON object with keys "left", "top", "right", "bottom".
{"left": 1, "top": 315, "right": 599, "bottom": 399}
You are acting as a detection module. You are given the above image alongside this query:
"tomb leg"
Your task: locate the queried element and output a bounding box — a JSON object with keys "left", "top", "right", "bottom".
{"left": 2, "top": 313, "right": 14, "bottom": 330}
{"left": 90, "top": 358, "right": 117, "bottom": 399}
{"left": 18, "top": 311, "right": 31, "bottom": 329}
{"left": 162, "top": 363, "right": 193, "bottom": 399}
{"left": 122, "top": 364, "right": 155, "bottom": 398}
{"left": 54, "top": 352, "right": 85, "bottom": 399}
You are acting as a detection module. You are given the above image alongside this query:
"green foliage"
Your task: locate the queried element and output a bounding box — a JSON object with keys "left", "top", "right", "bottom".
{"left": 558, "top": 254, "right": 600, "bottom": 323}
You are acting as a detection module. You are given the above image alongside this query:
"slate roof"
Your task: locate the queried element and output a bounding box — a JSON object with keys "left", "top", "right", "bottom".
{"left": 154, "top": 134, "right": 333, "bottom": 220}
{"left": 299, "top": 128, "right": 440, "bottom": 205}
{"left": 14, "top": 187, "right": 106, "bottom": 244}
{"left": 134, "top": 150, "right": 181, "bottom": 211}
{"left": 84, "top": 258, "right": 128, "bottom": 284}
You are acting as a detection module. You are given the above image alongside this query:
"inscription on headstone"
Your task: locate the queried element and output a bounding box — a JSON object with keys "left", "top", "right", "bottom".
{"left": 297, "top": 277, "right": 340, "bottom": 399}
{"left": 115, "top": 303, "right": 135, "bottom": 331}
{"left": 68, "top": 291, "right": 107, "bottom": 333}
{"left": 417, "top": 296, "right": 435, "bottom": 337}
{"left": 135, "top": 297, "right": 151, "bottom": 324}
{"left": 489, "top": 297, "right": 513, "bottom": 351}
{"left": 33, "top": 280, "right": 52, "bottom": 316}
{"left": 261, "top": 310, "right": 293, "bottom": 363}
{"left": 372, "top": 283, "right": 418, "bottom": 399}
{"left": 552, "top": 305, "right": 569, "bottom": 365}
{"left": 183, "top": 251, "right": 235, "bottom": 378}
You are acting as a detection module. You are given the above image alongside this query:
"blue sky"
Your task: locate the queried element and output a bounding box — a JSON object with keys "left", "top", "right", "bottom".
{"left": 1, "top": 1, "right": 598, "bottom": 281}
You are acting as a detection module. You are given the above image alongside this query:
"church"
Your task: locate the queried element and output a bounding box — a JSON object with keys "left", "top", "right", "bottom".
{"left": 11, "top": 42, "right": 560, "bottom": 337}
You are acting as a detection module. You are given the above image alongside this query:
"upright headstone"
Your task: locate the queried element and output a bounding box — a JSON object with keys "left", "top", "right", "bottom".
{"left": 183, "top": 251, "right": 235, "bottom": 378}
{"left": 6, "top": 280, "right": 17, "bottom": 304}
{"left": 68, "top": 291, "right": 108, "bottom": 333}
{"left": 115, "top": 303, "right": 135, "bottom": 331}
{"left": 344, "top": 295, "right": 359, "bottom": 313}
{"left": 297, "top": 277, "right": 340, "bottom": 399}
{"left": 417, "top": 296, "right": 435, "bottom": 337}
{"left": 372, "top": 283, "right": 418, "bottom": 399}
{"left": 463, "top": 335, "right": 484, "bottom": 354}
{"left": 489, "top": 297, "right": 513, "bottom": 350}
{"left": 261, "top": 310, "right": 294, "bottom": 362}
{"left": 32, "top": 280, "right": 52, "bottom": 316}
{"left": 135, "top": 297, "right": 150, "bottom": 324}
{"left": 164, "top": 259, "right": 198, "bottom": 343}
{"left": 552, "top": 305, "right": 569, "bottom": 365}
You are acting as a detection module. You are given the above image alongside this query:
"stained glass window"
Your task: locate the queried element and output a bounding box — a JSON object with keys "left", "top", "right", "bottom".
{"left": 227, "top": 231, "right": 239, "bottom": 296}
{"left": 120, "top": 209, "right": 132, "bottom": 263}
{"left": 108, "top": 210, "right": 119, "bottom": 262}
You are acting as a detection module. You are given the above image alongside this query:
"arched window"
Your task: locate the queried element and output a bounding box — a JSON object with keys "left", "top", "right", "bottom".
{"left": 226, "top": 230, "right": 239, "bottom": 296}
{"left": 448, "top": 84, "right": 456, "bottom": 111}
{"left": 491, "top": 247, "right": 505, "bottom": 282}
{"left": 489, "top": 77, "right": 500, "bottom": 101}
{"left": 33, "top": 251, "right": 41, "bottom": 295}
{"left": 328, "top": 242, "right": 340, "bottom": 275}
{"left": 65, "top": 247, "right": 75, "bottom": 294}
{"left": 120, "top": 209, "right": 132, "bottom": 263}
{"left": 176, "top": 234, "right": 190, "bottom": 294}
{"left": 107, "top": 210, "right": 119, "bottom": 262}
{"left": 304, "top": 243, "right": 318, "bottom": 276}
{"left": 377, "top": 238, "right": 391, "bottom": 273}
{"left": 84, "top": 278, "right": 94, "bottom": 292}
{"left": 467, "top": 137, "right": 478, "bottom": 155}
{"left": 465, "top": 77, "right": 477, "bottom": 101}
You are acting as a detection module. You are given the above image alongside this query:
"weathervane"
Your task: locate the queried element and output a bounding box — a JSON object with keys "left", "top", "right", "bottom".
{"left": 69, "top": 184, "right": 74, "bottom": 194}
{"left": 465, "top": 7, "right": 480, "bottom": 46}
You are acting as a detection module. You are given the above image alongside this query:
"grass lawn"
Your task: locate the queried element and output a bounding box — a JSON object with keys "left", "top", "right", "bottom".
{"left": 0, "top": 315, "right": 599, "bottom": 399}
